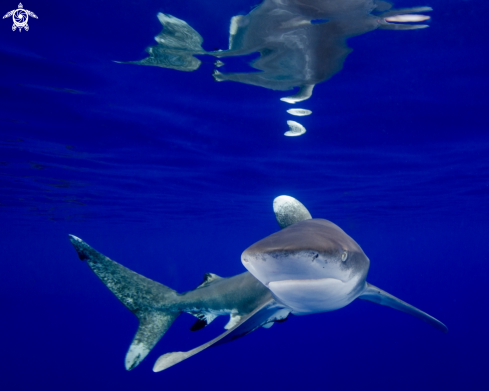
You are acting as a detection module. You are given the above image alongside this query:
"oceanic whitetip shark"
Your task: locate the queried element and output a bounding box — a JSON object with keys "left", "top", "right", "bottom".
{"left": 69, "top": 195, "right": 447, "bottom": 372}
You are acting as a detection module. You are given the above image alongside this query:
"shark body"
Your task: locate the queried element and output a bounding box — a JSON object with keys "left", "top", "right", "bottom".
{"left": 69, "top": 195, "right": 446, "bottom": 372}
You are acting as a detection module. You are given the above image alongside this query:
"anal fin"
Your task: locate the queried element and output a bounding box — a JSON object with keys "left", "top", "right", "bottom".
{"left": 224, "top": 313, "right": 241, "bottom": 330}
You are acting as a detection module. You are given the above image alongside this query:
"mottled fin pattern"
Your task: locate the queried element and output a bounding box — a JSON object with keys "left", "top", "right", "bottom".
{"left": 273, "top": 195, "right": 312, "bottom": 229}
{"left": 358, "top": 282, "right": 448, "bottom": 333}
{"left": 126, "top": 310, "right": 180, "bottom": 370}
{"left": 68, "top": 235, "right": 181, "bottom": 370}
{"left": 120, "top": 13, "right": 205, "bottom": 72}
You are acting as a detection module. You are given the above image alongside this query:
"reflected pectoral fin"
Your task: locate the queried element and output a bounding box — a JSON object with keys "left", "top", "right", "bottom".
{"left": 358, "top": 282, "right": 448, "bottom": 333}
{"left": 378, "top": 6, "right": 432, "bottom": 30}
{"left": 153, "top": 298, "right": 285, "bottom": 372}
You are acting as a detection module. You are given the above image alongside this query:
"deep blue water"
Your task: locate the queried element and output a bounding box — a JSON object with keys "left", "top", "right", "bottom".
{"left": 1, "top": 0, "right": 488, "bottom": 390}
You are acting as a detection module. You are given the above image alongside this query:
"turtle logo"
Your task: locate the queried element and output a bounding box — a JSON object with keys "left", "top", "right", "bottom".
{"left": 3, "top": 3, "right": 37, "bottom": 32}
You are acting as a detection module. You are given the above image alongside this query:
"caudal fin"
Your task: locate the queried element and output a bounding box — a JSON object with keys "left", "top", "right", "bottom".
{"left": 68, "top": 235, "right": 181, "bottom": 370}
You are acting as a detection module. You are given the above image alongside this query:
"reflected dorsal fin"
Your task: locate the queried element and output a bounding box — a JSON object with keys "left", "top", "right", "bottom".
{"left": 197, "top": 272, "right": 222, "bottom": 289}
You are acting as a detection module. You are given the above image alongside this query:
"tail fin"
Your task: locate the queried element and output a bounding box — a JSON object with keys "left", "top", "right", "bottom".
{"left": 68, "top": 235, "right": 181, "bottom": 370}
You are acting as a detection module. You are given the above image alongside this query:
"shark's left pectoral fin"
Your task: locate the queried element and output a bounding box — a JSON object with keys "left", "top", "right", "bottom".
{"left": 153, "top": 299, "right": 287, "bottom": 372}
{"left": 358, "top": 283, "right": 448, "bottom": 333}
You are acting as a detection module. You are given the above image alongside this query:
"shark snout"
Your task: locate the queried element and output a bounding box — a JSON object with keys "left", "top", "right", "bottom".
{"left": 241, "top": 248, "right": 364, "bottom": 314}
{"left": 241, "top": 248, "right": 346, "bottom": 287}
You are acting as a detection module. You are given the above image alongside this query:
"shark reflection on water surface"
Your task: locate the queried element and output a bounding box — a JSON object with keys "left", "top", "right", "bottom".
{"left": 127, "top": 0, "right": 432, "bottom": 103}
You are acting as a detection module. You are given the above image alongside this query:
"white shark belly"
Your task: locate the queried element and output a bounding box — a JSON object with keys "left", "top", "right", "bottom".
{"left": 268, "top": 277, "right": 361, "bottom": 315}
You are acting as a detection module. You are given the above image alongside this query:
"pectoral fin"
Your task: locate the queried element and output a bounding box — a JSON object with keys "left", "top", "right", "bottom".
{"left": 153, "top": 299, "right": 288, "bottom": 372}
{"left": 358, "top": 282, "right": 448, "bottom": 333}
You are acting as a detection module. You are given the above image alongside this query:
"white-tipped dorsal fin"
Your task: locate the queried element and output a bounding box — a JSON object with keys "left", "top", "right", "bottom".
{"left": 273, "top": 195, "right": 312, "bottom": 229}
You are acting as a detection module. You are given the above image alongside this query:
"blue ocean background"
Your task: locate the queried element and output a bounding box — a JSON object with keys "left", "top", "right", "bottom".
{"left": 1, "top": 0, "right": 488, "bottom": 390}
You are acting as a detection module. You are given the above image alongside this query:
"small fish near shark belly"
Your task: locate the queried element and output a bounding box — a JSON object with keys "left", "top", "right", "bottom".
{"left": 269, "top": 276, "right": 363, "bottom": 315}
{"left": 186, "top": 308, "right": 242, "bottom": 331}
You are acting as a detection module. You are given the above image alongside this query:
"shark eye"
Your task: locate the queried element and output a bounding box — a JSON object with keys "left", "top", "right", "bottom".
{"left": 341, "top": 251, "right": 348, "bottom": 262}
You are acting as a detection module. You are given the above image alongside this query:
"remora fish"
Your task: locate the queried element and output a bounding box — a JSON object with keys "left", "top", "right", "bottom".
{"left": 68, "top": 196, "right": 447, "bottom": 372}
